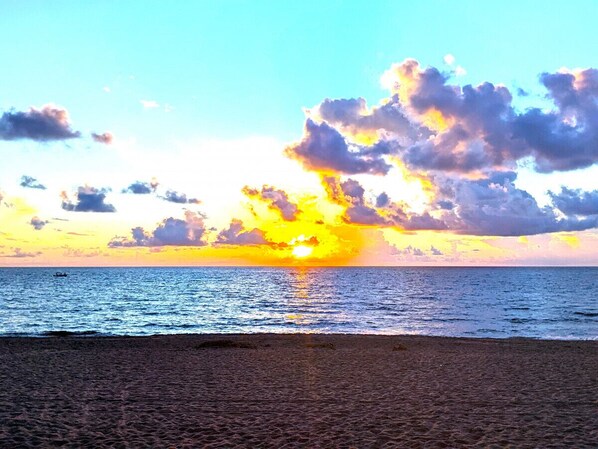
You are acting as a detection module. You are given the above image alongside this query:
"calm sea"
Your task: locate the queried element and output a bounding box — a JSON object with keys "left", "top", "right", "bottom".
{"left": 0, "top": 267, "right": 596, "bottom": 339}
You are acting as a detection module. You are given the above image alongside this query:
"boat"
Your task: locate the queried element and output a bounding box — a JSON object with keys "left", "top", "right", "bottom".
{"left": 53, "top": 272, "right": 68, "bottom": 277}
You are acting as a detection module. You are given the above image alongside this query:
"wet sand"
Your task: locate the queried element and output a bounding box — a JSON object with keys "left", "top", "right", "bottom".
{"left": 0, "top": 334, "right": 596, "bottom": 448}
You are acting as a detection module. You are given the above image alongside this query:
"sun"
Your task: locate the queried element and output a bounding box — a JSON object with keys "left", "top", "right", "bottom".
{"left": 292, "top": 245, "right": 313, "bottom": 258}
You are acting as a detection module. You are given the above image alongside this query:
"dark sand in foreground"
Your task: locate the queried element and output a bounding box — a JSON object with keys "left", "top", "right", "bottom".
{"left": 1, "top": 334, "right": 596, "bottom": 448}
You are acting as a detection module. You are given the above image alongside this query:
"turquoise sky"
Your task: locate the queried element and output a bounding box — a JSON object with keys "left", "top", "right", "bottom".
{"left": 2, "top": 0, "right": 598, "bottom": 143}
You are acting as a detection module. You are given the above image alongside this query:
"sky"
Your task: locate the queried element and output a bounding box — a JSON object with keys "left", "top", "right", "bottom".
{"left": 1, "top": 0, "right": 598, "bottom": 266}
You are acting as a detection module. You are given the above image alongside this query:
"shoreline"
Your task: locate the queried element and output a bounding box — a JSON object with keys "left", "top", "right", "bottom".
{"left": 1, "top": 331, "right": 596, "bottom": 342}
{"left": 2, "top": 333, "right": 596, "bottom": 447}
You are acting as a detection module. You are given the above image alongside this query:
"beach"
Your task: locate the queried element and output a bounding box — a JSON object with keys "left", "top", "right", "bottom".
{"left": 1, "top": 334, "right": 596, "bottom": 448}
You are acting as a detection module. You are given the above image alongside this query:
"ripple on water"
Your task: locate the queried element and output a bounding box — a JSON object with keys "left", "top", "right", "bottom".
{"left": 0, "top": 267, "right": 597, "bottom": 339}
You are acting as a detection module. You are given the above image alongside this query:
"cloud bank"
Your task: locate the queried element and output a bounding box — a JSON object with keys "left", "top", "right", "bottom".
{"left": 284, "top": 59, "right": 598, "bottom": 237}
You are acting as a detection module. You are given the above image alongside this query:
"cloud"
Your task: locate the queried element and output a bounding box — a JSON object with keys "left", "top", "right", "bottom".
{"left": 454, "top": 66, "right": 467, "bottom": 77}
{"left": 282, "top": 59, "right": 598, "bottom": 238}
{"left": 109, "top": 211, "right": 208, "bottom": 247}
{"left": 20, "top": 175, "right": 46, "bottom": 190}
{"left": 379, "top": 60, "right": 598, "bottom": 173}
{"left": 430, "top": 245, "right": 443, "bottom": 255}
{"left": 376, "top": 192, "right": 390, "bottom": 208}
{"left": 323, "top": 176, "right": 446, "bottom": 230}
{"left": 443, "top": 54, "right": 455, "bottom": 65}
{"left": 549, "top": 187, "right": 598, "bottom": 216}
{"left": 242, "top": 185, "right": 300, "bottom": 221}
{"left": 285, "top": 119, "right": 393, "bottom": 175}
{"left": 442, "top": 54, "right": 466, "bottom": 77}
{"left": 320, "top": 171, "right": 598, "bottom": 236}
{"left": 63, "top": 248, "right": 103, "bottom": 258}
{"left": 0, "top": 104, "right": 80, "bottom": 141}
{"left": 61, "top": 186, "right": 116, "bottom": 213}
{"left": 30, "top": 216, "right": 49, "bottom": 230}
{"left": 215, "top": 219, "right": 273, "bottom": 246}
{"left": 140, "top": 100, "right": 159, "bottom": 109}
{"left": 311, "top": 97, "right": 422, "bottom": 143}
{"left": 435, "top": 171, "right": 598, "bottom": 236}
{"left": 394, "top": 245, "right": 425, "bottom": 257}
{"left": 91, "top": 132, "right": 113, "bottom": 144}
{"left": 122, "top": 179, "right": 159, "bottom": 194}
{"left": 5, "top": 248, "right": 41, "bottom": 258}
{"left": 511, "top": 69, "right": 598, "bottom": 172}
{"left": 160, "top": 189, "right": 201, "bottom": 204}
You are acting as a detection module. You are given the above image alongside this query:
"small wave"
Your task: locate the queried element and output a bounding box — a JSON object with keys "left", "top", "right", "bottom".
{"left": 573, "top": 311, "right": 598, "bottom": 317}
{"left": 43, "top": 330, "right": 99, "bottom": 337}
{"left": 509, "top": 318, "right": 535, "bottom": 324}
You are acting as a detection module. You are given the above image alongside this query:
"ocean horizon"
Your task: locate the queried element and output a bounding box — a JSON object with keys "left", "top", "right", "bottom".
{"left": 2, "top": 266, "right": 596, "bottom": 340}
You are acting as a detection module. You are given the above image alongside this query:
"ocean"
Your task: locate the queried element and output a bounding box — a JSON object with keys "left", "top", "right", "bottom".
{"left": 0, "top": 267, "right": 596, "bottom": 339}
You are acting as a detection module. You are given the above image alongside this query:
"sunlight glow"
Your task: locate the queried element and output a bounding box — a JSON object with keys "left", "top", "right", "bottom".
{"left": 292, "top": 245, "right": 313, "bottom": 258}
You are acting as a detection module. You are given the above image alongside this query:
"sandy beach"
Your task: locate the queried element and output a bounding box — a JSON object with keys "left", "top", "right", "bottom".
{"left": 0, "top": 334, "right": 596, "bottom": 448}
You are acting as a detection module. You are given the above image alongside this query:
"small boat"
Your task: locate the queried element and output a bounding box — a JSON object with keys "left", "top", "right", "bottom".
{"left": 53, "top": 272, "right": 68, "bottom": 277}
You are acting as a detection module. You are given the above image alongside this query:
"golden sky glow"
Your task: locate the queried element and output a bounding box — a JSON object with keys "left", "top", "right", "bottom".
{"left": 2, "top": 50, "right": 598, "bottom": 266}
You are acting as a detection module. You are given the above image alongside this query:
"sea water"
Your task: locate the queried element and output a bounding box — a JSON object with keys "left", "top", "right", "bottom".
{"left": 0, "top": 267, "right": 596, "bottom": 339}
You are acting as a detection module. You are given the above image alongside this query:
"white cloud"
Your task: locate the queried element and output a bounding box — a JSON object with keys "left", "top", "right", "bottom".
{"left": 140, "top": 100, "right": 159, "bottom": 109}
{"left": 443, "top": 53, "right": 455, "bottom": 65}
{"left": 455, "top": 65, "right": 467, "bottom": 76}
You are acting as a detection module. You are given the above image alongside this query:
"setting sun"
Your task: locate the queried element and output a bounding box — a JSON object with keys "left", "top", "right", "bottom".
{"left": 292, "top": 245, "right": 313, "bottom": 258}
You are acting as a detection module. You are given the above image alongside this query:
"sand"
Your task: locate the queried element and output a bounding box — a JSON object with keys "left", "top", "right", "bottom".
{"left": 0, "top": 334, "right": 596, "bottom": 448}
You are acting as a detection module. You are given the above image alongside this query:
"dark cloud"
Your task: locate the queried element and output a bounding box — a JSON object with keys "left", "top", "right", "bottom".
{"left": 305, "top": 60, "right": 598, "bottom": 174}
{"left": 375, "top": 192, "right": 390, "bottom": 208}
{"left": 61, "top": 186, "right": 116, "bottom": 213}
{"left": 91, "top": 132, "right": 113, "bottom": 144}
{"left": 549, "top": 187, "right": 598, "bottom": 216}
{"left": 510, "top": 69, "right": 598, "bottom": 172}
{"left": 215, "top": 219, "right": 272, "bottom": 245}
{"left": 30, "top": 216, "right": 49, "bottom": 230}
{"left": 0, "top": 104, "right": 80, "bottom": 141}
{"left": 322, "top": 171, "right": 598, "bottom": 236}
{"left": 314, "top": 96, "right": 423, "bottom": 142}
{"left": 122, "top": 179, "right": 159, "bottom": 194}
{"left": 282, "top": 60, "right": 598, "bottom": 238}
{"left": 285, "top": 119, "right": 393, "bottom": 175}
{"left": 323, "top": 176, "right": 446, "bottom": 230}
{"left": 398, "top": 64, "right": 523, "bottom": 172}
{"left": 395, "top": 245, "right": 425, "bottom": 257}
{"left": 322, "top": 176, "right": 387, "bottom": 225}
{"left": 242, "top": 185, "right": 300, "bottom": 221}
{"left": 430, "top": 245, "right": 443, "bottom": 256}
{"left": 160, "top": 189, "right": 201, "bottom": 204}
{"left": 435, "top": 172, "right": 598, "bottom": 236}
{"left": 437, "top": 200, "right": 455, "bottom": 210}
{"left": 20, "top": 175, "right": 46, "bottom": 190}
{"left": 109, "top": 211, "right": 208, "bottom": 247}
